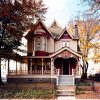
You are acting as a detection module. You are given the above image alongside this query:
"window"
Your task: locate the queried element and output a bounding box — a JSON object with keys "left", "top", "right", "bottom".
{"left": 36, "top": 37, "right": 40, "bottom": 50}
{"left": 62, "top": 41, "right": 70, "bottom": 48}
{"left": 62, "top": 41, "right": 66, "bottom": 47}
{"left": 43, "top": 37, "right": 46, "bottom": 51}
{"left": 66, "top": 41, "right": 70, "bottom": 48}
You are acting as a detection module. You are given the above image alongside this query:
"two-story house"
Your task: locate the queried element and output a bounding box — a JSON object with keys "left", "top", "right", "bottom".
{"left": 7, "top": 19, "right": 82, "bottom": 86}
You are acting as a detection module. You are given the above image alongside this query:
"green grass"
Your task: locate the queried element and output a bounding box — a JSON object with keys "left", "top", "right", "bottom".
{"left": 0, "top": 88, "right": 56, "bottom": 99}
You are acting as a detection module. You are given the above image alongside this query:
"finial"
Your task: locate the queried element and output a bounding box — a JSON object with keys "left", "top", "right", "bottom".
{"left": 65, "top": 24, "right": 67, "bottom": 28}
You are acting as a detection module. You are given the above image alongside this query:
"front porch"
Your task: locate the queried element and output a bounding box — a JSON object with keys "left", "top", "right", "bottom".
{"left": 7, "top": 56, "right": 77, "bottom": 85}
{"left": 7, "top": 48, "right": 82, "bottom": 85}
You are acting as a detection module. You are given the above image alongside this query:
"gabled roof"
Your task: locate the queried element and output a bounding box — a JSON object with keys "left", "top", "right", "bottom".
{"left": 49, "top": 47, "right": 82, "bottom": 58}
{"left": 58, "top": 27, "right": 73, "bottom": 39}
{"left": 25, "top": 19, "right": 79, "bottom": 40}
{"left": 25, "top": 19, "right": 55, "bottom": 39}
{"left": 49, "top": 20, "right": 63, "bottom": 38}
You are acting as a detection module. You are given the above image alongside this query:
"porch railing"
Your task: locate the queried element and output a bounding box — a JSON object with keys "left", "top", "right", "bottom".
{"left": 8, "top": 70, "right": 28, "bottom": 75}
{"left": 31, "top": 70, "right": 51, "bottom": 75}
{"left": 8, "top": 68, "right": 59, "bottom": 76}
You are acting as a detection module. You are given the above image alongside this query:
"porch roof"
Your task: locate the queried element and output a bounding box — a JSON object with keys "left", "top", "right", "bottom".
{"left": 23, "top": 56, "right": 50, "bottom": 59}
{"left": 49, "top": 47, "right": 82, "bottom": 58}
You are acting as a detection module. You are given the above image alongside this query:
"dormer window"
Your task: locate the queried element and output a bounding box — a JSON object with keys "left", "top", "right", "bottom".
{"left": 36, "top": 37, "right": 40, "bottom": 50}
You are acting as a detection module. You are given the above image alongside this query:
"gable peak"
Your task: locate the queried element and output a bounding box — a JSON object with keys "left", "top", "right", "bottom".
{"left": 49, "top": 19, "right": 62, "bottom": 28}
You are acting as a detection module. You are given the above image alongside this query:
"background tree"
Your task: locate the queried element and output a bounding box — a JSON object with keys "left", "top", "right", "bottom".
{"left": 0, "top": 0, "right": 47, "bottom": 83}
{"left": 82, "top": 0, "right": 100, "bottom": 18}
{"left": 67, "top": 13, "right": 100, "bottom": 79}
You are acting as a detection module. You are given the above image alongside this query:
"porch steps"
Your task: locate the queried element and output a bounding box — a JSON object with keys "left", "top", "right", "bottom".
{"left": 56, "top": 85, "right": 75, "bottom": 96}
{"left": 56, "top": 75, "right": 75, "bottom": 96}
{"left": 58, "top": 75, "right": 74, "bottom": 85}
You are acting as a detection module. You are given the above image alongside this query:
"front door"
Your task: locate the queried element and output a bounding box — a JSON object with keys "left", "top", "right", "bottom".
{"left": 63, "top": 59, "right": 69, "bottom": 75}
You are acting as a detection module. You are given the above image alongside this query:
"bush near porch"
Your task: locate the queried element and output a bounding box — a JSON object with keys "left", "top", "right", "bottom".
{"left": 75, "top": 80, "right": 93, "bottom": 95}
{"left": 0, "top": 88, "right": 56, "bottom": 99}
{"left": 89, "top": 73, "right": 100, "bottom": 82}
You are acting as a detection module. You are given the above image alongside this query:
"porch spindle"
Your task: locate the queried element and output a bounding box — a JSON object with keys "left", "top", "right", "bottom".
{"left": 42, "top": 58, "right": 44, "bottom": 75}
{"left": 30, "top": 58, "right": 32, "bottom": 74}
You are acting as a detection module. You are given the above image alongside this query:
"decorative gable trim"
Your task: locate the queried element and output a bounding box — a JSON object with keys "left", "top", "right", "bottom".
{"left": 25, "top": 19, "right": 55, "bottom": 39}
{"left": 58, "top": 27, "right": 73, "bottom": 39}
{"left": 35, "top": 19, "right": 55, "bottom": 38}
{"left": 49, "top": 47, "right": 82, "bottom": 58}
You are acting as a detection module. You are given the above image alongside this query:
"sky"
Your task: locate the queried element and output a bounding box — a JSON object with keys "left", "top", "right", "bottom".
{"left": 44, "top": 0, "right": 87, "bottom": 27}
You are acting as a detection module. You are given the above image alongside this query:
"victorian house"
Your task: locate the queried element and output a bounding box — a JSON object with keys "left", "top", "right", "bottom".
{"left": 7, "top": 19, "right": 82, "bottom": 86}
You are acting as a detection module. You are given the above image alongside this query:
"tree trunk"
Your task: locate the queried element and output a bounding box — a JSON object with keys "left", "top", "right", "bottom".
{"left": 81, "top": 61, "right": 89, "bottom": 80}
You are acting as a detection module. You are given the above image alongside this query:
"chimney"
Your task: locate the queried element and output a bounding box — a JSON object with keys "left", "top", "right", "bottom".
{"left": 74, "top": 25, "right": 78, "bottom": 36}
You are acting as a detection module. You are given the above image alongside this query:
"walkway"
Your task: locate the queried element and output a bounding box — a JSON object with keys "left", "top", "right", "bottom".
{"left": 57, "top": 96, "right": 76, "bottom": 100}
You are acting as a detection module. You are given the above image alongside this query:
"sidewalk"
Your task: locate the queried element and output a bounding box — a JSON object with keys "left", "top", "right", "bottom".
{"left": 57, "top": 96, "right": 76, "bottom": 100}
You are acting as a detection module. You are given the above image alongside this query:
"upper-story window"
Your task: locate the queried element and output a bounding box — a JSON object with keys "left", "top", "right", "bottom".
{"left": 36, "top": 37, "right": 41, "bottom": 50}
{"left": 66, "top": 41, "right": 70, "bottom": 48}
{"left": 43, "top": 37, "right": 46, "bottom": 51}
{"left": 62, "top": 41, "right": 66, "bottom": 47}
{"left": 62, "top": 41, "right": 70, "bottom": 48}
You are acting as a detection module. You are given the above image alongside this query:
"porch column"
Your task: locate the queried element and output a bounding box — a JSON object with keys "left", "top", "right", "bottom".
{"left": 69, "top": 59, "right": 70, "bottom": 75}
{"left": 25, "top": 63, "right": 28, "bottom": 74}
{"left": 30, "top": 58, "right": 32, "bottom": 74}
{"left": 42, "top": 58, "right": 44, "bottom": 75}
{"left": 51, "top": 58, "right": 54, "bottom": 75}
{"left": 72, "top": 68, "right": 75, "bottom": 76}
{"left": 16, "top": 60, "right": 17, "bottom": 75}
{"left": 8, "top": 59, "right": 10, "bottom": 75}
{"left": 20, "top": 62, "right": 22, "bottom": 75}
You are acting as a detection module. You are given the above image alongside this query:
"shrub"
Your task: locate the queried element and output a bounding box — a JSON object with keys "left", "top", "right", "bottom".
{"left": 88, "top": 74, "right": 95, "bottom": 80}
{"left": 95, "top": 73, "right": 100, "bottom": 82}
{"left": 0, "top": 89, "right": 56, "bottom": 99}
